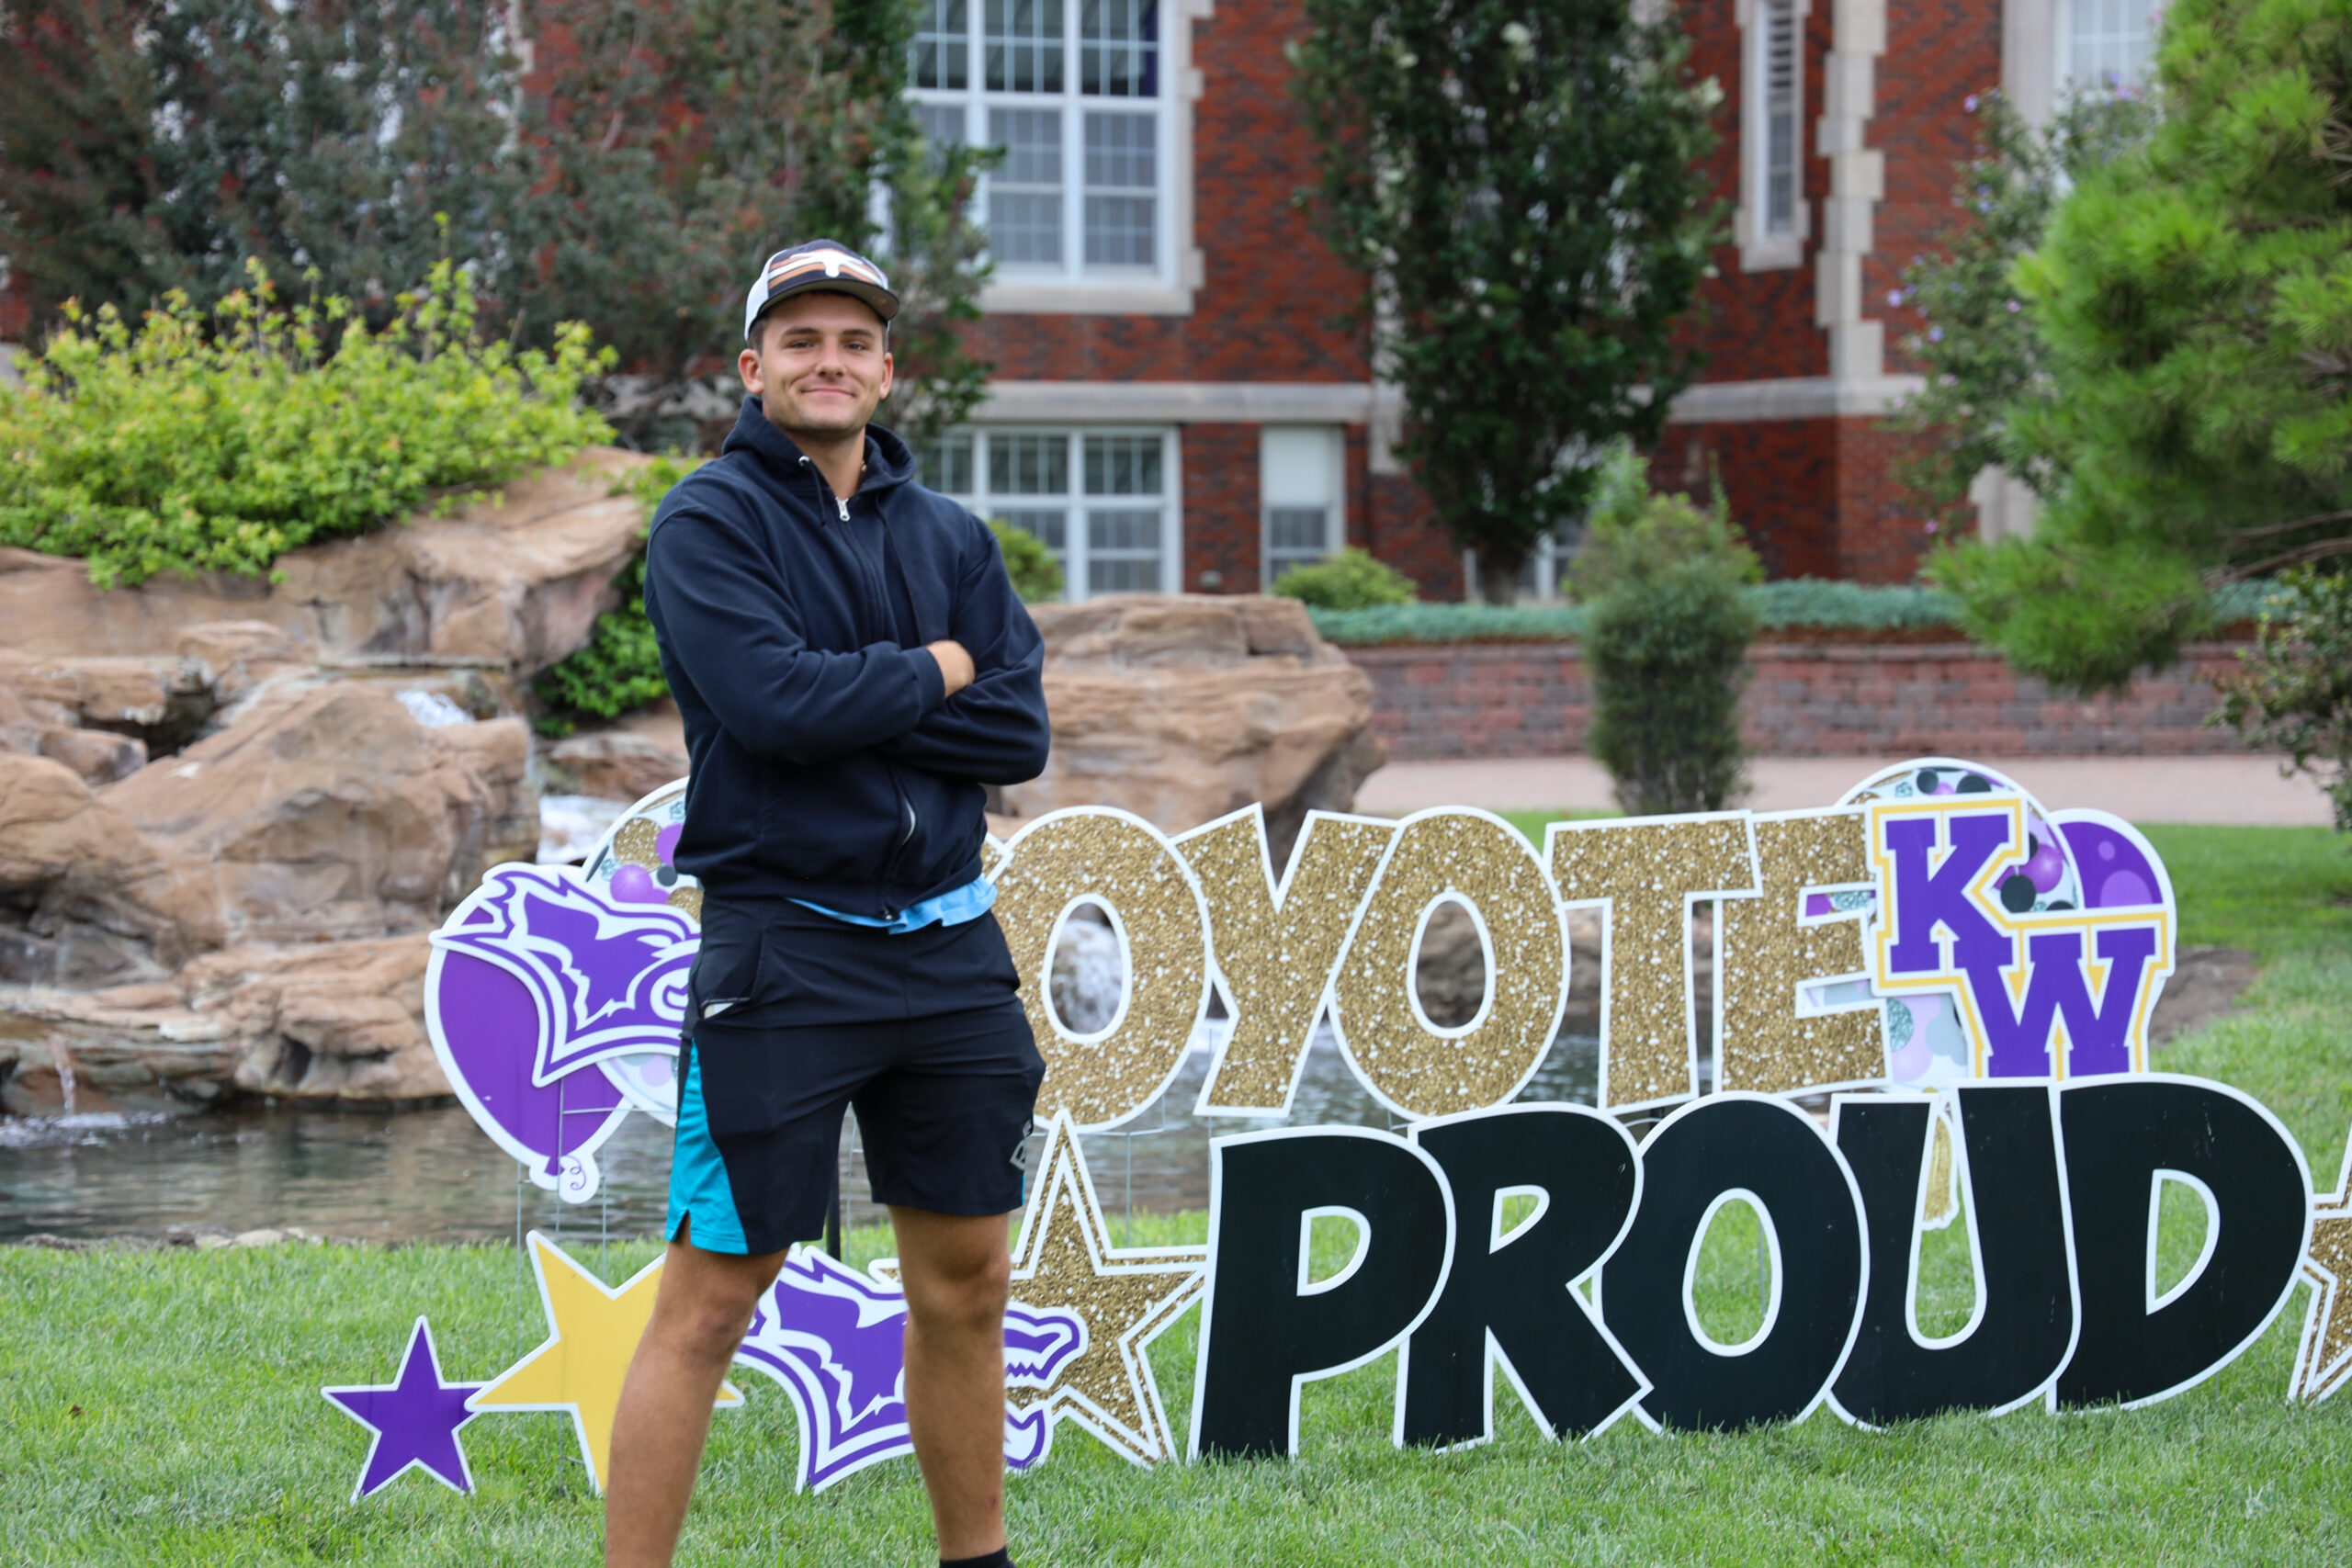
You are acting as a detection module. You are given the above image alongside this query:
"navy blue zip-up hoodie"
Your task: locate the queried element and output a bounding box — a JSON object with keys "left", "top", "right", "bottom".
{"left": 641, "top": 399, "right": 1050, "bottom": 918}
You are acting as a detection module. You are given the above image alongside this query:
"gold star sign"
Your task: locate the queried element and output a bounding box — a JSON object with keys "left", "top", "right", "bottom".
{"left": 2291, "top": 1124, "right": 2352, "bottom": 1404}
{"left": 469, "top": 1232, "right": 741, "bottom": 1491}
{"left": 1006, "top": 1115, "right": 1206, "bottom": 1464}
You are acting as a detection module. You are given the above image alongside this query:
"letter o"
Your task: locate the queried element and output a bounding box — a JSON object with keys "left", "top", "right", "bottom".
{"left": 1330, "top": 808, "right": 1568, "bottom": 1119}
{"left": 992, "top": 807, "right": 1212, "bottom": 1130}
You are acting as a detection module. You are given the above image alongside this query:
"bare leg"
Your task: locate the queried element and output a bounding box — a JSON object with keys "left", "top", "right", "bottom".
{"left": 891, "top": 1206, "right": 1014, "bottom": 1562}
{"left": 604, "top": 1224, "right": 786, "bottom": 1568}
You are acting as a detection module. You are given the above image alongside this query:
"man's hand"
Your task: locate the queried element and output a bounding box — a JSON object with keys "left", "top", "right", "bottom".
{"left": 925, "top": 639, "right": 976, "bottom": 698}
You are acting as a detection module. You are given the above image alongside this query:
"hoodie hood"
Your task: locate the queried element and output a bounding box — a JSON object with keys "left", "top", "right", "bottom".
{"left": 720, "top": 398, "right": 919, "bottom": 513}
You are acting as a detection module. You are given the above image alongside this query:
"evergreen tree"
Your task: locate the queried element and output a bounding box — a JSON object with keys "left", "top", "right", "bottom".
{"left": 1290, "top": 0, "right": 1723, "bottom": 599}
{"left": 1887, "top": 88, "right": 2157, "bottom": 516}
{"left": 1571, "top": 444, "right": 1762, "bottom": 815}
{"left": 1933, "top": 0, "right": 2352, "bottom": 692}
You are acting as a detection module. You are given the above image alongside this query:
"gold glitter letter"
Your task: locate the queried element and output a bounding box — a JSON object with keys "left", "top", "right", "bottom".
{"left": 1548, "top": 814, "right": 1760, "bottom": 1111}
{"left": 1330, "top": 808, "right": 1569, "bottom": 1120}
{"left": 992, "top": 808, "right": 1214, "bottom": 1131}
{"left": 1717, "top": 809, "right": 1888, "bottom": 1096}
{"left": 1175, "top": 807, "right": 1397, "bottom": 1116}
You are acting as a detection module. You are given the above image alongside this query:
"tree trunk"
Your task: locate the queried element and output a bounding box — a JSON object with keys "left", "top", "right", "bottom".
{"left": 1475, "top": 543, "right": 1530, "bottom": 604}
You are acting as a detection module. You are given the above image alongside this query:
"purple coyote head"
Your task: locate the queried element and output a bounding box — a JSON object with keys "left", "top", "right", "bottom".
{"left": 732, "top": 1248, "right": 1085, "bottom": 1491}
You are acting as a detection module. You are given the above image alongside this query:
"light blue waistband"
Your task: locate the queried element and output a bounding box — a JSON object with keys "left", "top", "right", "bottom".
{"left": 789, "top": 874, "right": 996, "bottom": 934}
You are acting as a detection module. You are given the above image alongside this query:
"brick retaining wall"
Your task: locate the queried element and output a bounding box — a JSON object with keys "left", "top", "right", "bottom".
{"left": 1348, "top": 641, "right": 2253, "bottom": 761}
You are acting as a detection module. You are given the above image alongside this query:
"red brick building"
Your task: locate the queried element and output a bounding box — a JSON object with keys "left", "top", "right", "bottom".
{"left": 1, "top": 0, "right": 2153, "bottom": 595}
{"left": 915, "top": 0, "right": 2154, "bottom": 598}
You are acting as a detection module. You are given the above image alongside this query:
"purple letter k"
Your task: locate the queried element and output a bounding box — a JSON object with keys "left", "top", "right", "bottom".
{"left": 1882, "top": 810, "right": 2016, "bottom": 978}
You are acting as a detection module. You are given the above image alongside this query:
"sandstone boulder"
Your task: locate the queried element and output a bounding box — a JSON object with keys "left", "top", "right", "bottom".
{"left": 0, "top": 753, "right": 221, "bottom": 985}
{"left": 0, "top": 446, "right": 651, "bottom": 674}
{"left": 546, "top": 728, "right": 693, "bottom": 804}
{"left": 0, "top": 648, "right": 211, "bottom": 784}
{"left": 1003, "top": 595, "right": 1385, "bottom": 865}
{"left": 0, "top": 932, "right": 447, "bottom": 1110}
{"left": 101, "top": 682, "right": 538, "bottom": 948}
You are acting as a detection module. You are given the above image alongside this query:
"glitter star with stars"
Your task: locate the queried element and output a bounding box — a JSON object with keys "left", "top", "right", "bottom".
{"left": 2291, "top": 1122, "right": 2352, "bottom": 1404}
{"left": 1004, "top": 1114, "right": 1207, "bottom": 1464}
{"left": 469, "top": 1232, "right": 740, "bottom": 1492}
{"left": 322, "top": 1316, "right": 482, "bottom": 1501}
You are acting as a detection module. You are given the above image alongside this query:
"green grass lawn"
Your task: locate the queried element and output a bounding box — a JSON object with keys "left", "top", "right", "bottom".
{"left": 6, "top": 827, "right": 2351, "bottom": 1565}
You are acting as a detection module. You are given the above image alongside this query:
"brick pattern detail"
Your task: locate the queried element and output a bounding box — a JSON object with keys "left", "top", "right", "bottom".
{"left": 1653, "top": 415, "right": 1939, "bottom": 583}
{"left": 1869, "top": 0, "right": 2001, "bottom": 378}
{"left": 1181, "top": 422, "right": 1259, "bottom": 592}
{"left": 1349, "top": 642, "right": 2255, "bottom": 760}
{"left": 1674, "top": 0, "right": 1836, "bottom": 384}
{"left": 1365, "top": 472, "right": 1465, "bottom": 601}
{"left": 0, "top": 276, "right": 28, "bottom": 343}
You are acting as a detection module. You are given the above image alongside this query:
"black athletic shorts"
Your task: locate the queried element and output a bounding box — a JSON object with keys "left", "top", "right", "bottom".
{"left": 665, "top": 897, "right": 1045, "bottom": 1257}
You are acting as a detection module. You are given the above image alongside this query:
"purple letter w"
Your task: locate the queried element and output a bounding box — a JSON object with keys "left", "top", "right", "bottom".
{"left": 1966, "top": 925, "right": 2162, "bottom": 1077}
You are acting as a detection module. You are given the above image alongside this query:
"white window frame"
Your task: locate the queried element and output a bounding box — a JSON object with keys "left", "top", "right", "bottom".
{"left": 2005, "top": 0, "right": 2162, "bottom": 126}
{"left": 921, "top": 425, "right": 1184, "bottom": 601}
{"left": 1736, "top": 0, "right": 1812, "bottom": 272}
{"left": 2054, "top": 0, "right": 2160, "bottom": 92}
{"left": 1259, "top": 426, "right": 1347, "bottom": 590}
{"left": 911, "top": 0, "right": 1208, "bottom": 315}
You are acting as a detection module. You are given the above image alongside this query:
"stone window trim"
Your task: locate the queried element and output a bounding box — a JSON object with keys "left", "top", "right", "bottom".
{"left": 1736, "top": 0, "right": 1813, "bottom": 273}
{"left": 914, "top": 0, "right": 1212, "bottom": 316}
{"left": 917, "top": 424, "right": 1185, "bottom": 600}
{"left": 2003, "top": 0, "right": 2162, "bottom": 128}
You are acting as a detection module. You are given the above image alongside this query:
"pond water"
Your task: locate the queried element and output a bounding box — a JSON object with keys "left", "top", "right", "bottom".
{"left": 0, "top": 1027, "right": 1599, "bottom": 1245}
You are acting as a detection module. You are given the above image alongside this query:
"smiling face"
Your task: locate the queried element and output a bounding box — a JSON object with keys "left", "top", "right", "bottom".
{"left": 738, "top": 291, "right": 894, "bottom": 440}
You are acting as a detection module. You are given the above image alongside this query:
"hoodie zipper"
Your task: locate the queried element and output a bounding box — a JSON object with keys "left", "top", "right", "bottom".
{"left": 804, "top": 454, "right": 917, "bottom": 908}
{"left": 797, "top": 454, "right": 853, "bottom": 523}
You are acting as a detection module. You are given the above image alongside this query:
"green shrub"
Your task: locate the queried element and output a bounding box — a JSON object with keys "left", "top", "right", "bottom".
{"left": 2216, "top": 568, "right": 2352, "bottom": 832}
{"left": 989, "top": 518, "right": 1066, "bottom": 604}
{"left": 1271, "top": 547, "right": 1418, "bottom": 610}
{"left": 1301, "top": 579, "right": 2280, "bottom": 645}
{"left": 0, "top": 260, "right": 611, "bottom": 587}
{"left": 1575, "top": 468, "right": 1761, "bottom": 815}
{"left": 534, "top": 458, "right": 700, "bottom": 738}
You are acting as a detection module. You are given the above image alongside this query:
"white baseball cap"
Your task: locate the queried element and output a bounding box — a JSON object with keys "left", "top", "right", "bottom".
{"left": 742, "top": 239, "right": 900, "bottom": 343}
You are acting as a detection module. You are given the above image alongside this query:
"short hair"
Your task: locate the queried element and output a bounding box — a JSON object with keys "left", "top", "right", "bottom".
{"left": 746, "top": 290, "right": 893, "bottom": 352}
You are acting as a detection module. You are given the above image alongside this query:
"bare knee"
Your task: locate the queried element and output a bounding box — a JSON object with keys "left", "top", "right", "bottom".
{"left": 658, "top": 1294, "right": 759, "bottom": 1364}
{"left": 906, "top": 1249, "right": 1011, "bottom": 1337}
{"left": 646, "top": 1253, "right": 774, "bottom": 1366}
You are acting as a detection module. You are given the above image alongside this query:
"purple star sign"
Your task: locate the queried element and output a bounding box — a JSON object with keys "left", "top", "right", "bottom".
{"left": 322, "top": 1317, "right": 482, "bottom": 1502}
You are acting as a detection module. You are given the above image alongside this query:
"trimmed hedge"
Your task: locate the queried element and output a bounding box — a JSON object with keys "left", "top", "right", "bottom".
{"left": 1306, "top": 580, "right": 2278, "bottom": 646}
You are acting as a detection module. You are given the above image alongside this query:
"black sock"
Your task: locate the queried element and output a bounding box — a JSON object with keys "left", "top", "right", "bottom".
{"left": 941, "top": 1551, "right": 1012, "bottom": 1568}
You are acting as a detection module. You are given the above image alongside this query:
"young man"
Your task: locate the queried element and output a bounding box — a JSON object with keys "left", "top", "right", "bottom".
{"left": 605, "top": 239, "right": 1051, "bottom": 1568}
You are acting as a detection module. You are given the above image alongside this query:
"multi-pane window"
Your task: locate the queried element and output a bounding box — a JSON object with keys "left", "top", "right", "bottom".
{"left": 989, "top": 109, "right": 1065, "bottom": 264}
{"left": 1760, "top": 0, "right": 1799, "bottom": 237}
{"left": 1084, "top": 113, "right": 1157, "bottom": 265}
{"left": 987, "top": 0, "right": 1063, "bottom": 90}
{"left": 1261, "top": 427, "right": 1343, "bottom": 588}
{"left": 2065, "top": 0, "right": 2157, "bottom": 87}
{"left": 912, "top": 0, "right": 1168, "bottom": 281}
{"left": 911, "top": 0, "right": 969, "bottom": 88}
{"left": 918, "top": 430, "right": 1180, "bottom": 599}
{"left": 1081, "top": 0, "right": 1158, "bottom": 96}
